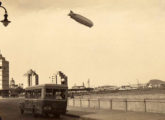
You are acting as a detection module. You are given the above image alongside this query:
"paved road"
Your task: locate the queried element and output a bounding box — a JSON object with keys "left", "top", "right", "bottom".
{"left": 68, "top": 106, "right": 165, "bottom": 120}
{"left": 1, "top": 98, "right": 165, "bottom": 120}
{"left": 0, "top": 98, "right": 87, "bottom": 120}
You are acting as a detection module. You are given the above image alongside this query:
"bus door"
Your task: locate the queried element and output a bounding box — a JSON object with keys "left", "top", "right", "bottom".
{"left": 25, "top": 90, "right": 34, "bottom": 110}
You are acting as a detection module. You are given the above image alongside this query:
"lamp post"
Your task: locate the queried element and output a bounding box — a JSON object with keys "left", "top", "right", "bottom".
{"left": 0, "top": 1, "right": 11, "bottom": 27}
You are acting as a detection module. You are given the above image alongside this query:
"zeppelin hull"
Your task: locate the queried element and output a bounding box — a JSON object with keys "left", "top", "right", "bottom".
{"left": 69, "top": 11, "right": 93, "bottom": 27}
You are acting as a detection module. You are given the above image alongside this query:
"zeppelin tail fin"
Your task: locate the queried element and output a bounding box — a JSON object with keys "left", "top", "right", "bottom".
{"left": 68, "top": 10, "right": 74, "bottom": 16}
{"left": 70, "top": 10, "right": 74, "bottom": 14}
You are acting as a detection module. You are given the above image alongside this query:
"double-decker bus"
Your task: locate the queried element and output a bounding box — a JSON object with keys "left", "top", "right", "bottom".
{"left": 20, "top": 83, "right": 68, "bottom": 117}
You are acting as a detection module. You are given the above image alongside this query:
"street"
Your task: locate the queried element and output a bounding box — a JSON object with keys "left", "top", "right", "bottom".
{"left": 0, "top": 98, "right": 87, "bottom": 120}
{"left": 1, "top": 98, "right": 165, "bottom": 120}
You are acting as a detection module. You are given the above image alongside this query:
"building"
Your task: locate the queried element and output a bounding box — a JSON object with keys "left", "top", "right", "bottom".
{"left": 0, "top": 53, "right": 9, "bottom": 96}
{"left": 147, "top": 79, "right": 165, "bottom": 88}
{"left": 94, "top": 85, "right": 119, "bottom": 92}
{"left": 10, "top": 78, "right": 19, "bottom": 88}
{"left": 72, "top": 85, "right": 86, "bottom": 90}
{"left": 68, "top": 83, "right": 94, "bottom": 97}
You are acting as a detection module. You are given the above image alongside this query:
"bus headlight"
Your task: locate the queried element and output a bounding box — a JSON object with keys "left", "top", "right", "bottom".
{"left": 43, "top": 106, "right": 52, "bottom": 110}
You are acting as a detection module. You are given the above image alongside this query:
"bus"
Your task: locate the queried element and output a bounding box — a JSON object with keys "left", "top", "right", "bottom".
{"left": 19, "top": 83, "right": 68, "bottom": 117}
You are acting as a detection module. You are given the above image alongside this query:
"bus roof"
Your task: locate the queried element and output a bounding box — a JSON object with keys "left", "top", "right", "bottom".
{"left": 25, "top": 84, "right": 68, "bottom": 90}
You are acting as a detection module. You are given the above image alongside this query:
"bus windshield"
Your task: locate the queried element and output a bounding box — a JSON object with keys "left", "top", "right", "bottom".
{"left": 25, "top": 89, "right": 41, "bottom": 98}
{"left": 45, "top": 89, "right": 66, "bottom": 99}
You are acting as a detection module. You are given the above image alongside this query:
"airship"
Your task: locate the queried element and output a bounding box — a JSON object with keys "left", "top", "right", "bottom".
{"left": 68, "top": 10, "right": 93, "bottom": 28}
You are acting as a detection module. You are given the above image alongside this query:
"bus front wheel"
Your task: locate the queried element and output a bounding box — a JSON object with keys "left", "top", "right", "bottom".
{"left": 20, "top": 108, "right": 24, "bottom": 115}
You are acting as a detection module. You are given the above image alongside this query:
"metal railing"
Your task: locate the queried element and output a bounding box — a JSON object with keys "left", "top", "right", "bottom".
{"left": 68, "top": 98, "right": 165, "bottom": 114}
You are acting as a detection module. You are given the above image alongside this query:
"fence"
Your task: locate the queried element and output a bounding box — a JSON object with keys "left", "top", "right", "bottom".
{"left": 68, "top": 98, "right": 165, "bottom": 114}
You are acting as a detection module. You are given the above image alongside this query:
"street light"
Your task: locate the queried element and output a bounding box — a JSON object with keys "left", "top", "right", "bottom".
{"left": 0, "top": 1, "right": 11, "bottom": 27}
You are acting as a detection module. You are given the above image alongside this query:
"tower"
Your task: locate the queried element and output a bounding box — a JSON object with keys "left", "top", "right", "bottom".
{"left": 87, "top": 79, "right": 90, "bottom": 88}
{"left": 10, "top": 78, "right": 15, "bottom": 88}
{"left": 0, "top": 53, "right": 9, "bottom": 96}
{"left": 24, "top": 69, "right": 39, "bottom": 87}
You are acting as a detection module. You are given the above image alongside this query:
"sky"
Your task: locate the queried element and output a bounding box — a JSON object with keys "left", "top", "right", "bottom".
{"left": 1, "top": 0, "right": 165, "bottom": 88}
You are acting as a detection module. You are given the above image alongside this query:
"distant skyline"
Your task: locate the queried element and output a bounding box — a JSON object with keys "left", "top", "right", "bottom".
{"left": 1, "top": 0, "right": 165, "bottom": 88}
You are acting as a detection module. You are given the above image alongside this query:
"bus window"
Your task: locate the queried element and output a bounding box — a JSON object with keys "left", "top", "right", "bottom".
{"left": 34, "top": 89, "right": 41, "bottom": 98}
{"left": 25, "top": 90, "right": 33, "bottom": 98}
{"left": 55, "top": 89, "right": 66, "bottom": 100}
{"left": 45, "top": 89, "right": 54, "bottom": 98}
{"left": 25, "top": 91, "right": 30, "bottom": 98}
{"left": 25, "top": 89, "right": 41, "bottom": 99}
{"left": 45, "top": 89, "right": 66, "bottom": 99}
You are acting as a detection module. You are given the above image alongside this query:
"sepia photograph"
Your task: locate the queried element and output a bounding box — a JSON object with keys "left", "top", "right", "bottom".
{"left": 0, "top": 0, "right": 165, "bottom": 120}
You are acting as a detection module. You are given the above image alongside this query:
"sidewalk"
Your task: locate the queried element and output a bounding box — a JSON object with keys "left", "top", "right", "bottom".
{"left": 67, "top": 106, "right": 165, "bottom": 120}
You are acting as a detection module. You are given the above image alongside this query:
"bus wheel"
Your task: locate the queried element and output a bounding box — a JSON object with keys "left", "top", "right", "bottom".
{"left": 54, "top": 114, "right": 60, "bottom": 118}
{"left": 43, "top": 112, "right": 48, "bottom": 118}
{"left": 32, "top": 109, "right": 37, "bottom": 117}
{"left": 20, "top": 109, "right": 24, "bottom": 115}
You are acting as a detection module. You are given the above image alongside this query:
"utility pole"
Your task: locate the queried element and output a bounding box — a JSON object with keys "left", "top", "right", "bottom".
{"left": 137, "top": 79, "right": 140, "bottom": 88}
{"left": 87, "top": 79, "right": 90, "bottom": 88}
{"left": 56, "top": 74, "right": 57, "bottom": 84}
